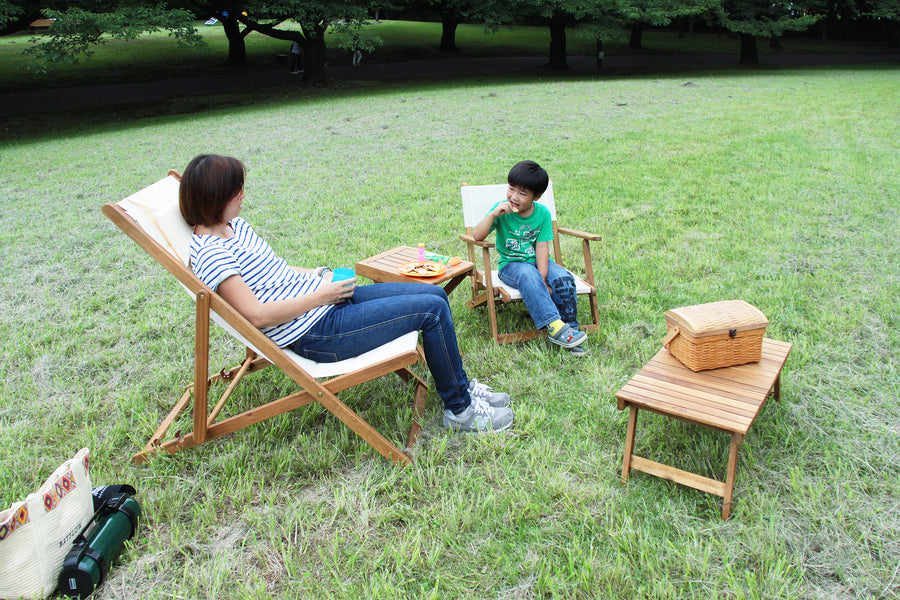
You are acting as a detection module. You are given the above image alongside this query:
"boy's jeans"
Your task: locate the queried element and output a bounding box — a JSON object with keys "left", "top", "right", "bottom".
{"left": 498, "top": 260, "right": 578, "bottom": 331}
{"left": 290, "top": 282, "right": 471, "bottom": 414}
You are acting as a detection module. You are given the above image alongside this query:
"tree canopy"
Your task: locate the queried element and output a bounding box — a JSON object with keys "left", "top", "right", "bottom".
{"left": 5, "top": 0, "right": 897, "bottom": 81}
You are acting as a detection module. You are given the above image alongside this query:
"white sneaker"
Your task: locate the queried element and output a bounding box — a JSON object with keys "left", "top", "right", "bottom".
{"left": 467, "top": 378, "right": 512, "bottom": 408}
{"left": 443, "top": 396, "right": 514, "bottom": 433}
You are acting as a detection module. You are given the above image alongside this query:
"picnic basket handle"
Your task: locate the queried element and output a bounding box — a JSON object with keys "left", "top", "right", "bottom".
{"left": 662, "top": 327, "right": 680, "bottom": 349}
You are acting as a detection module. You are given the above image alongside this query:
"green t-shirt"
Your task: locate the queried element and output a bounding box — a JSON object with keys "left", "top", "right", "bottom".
{"left": 488, "top": 201, "right": 554, "bottom": 269}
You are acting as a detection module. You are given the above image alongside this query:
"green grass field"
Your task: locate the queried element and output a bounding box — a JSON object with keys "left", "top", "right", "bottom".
{"left": 1, "top": 53, "right": 898, "bottom": 599}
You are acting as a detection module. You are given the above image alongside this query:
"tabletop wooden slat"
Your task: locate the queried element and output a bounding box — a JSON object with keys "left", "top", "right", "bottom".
{"left": 616, "top": 338, "right": 792, "bottom": 435}
{"left": 355, "top": 246, "right": 474, "bottom": 286}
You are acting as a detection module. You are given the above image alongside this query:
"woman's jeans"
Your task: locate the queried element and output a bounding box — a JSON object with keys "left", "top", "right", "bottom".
{"left": 498, "top": 260, "right": 578, "bottom": 331}
{"left": 290, "top": 282, "right": 470, "bottom": 414}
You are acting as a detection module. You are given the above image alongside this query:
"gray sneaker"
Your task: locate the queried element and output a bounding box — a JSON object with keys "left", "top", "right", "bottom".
{"left": 467, "top": 378, "right": 512, "bottom": 408}
{"left": 567, "top": 345, "right": 589, "bottom": 357}
{"left": 443, "top": 397, "right": 514, "bottom": 433}
{"left": 548, "top": 323, "right": 587, "bottom": 349}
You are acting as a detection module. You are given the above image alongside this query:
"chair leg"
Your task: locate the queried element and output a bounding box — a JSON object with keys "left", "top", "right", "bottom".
{"left": 404, "top": 374, "right": 429, "bottom": 449}
{"left": 193, "top": 292, "right": 211, "bottom": 445}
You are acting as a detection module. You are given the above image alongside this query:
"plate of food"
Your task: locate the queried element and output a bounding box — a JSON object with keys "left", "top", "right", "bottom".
{"left": 399, "top": 261, "right": 447, "bottom": 278}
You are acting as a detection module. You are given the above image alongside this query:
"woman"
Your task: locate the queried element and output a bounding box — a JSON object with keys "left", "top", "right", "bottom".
{"left": 179, "top": 154, "right": 513, "bottom": 433}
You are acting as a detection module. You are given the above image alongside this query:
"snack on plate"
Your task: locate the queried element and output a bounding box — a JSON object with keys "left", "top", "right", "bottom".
{"left": 399, "top": 261, "right": 446, "bottom": 278}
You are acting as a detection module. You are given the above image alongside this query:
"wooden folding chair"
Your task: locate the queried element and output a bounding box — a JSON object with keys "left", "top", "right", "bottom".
{"left": 459, "top": 182, "right": 602, "bottom": 344}
{"left": 103, "top": 171, "right": 428, "bottom": 465}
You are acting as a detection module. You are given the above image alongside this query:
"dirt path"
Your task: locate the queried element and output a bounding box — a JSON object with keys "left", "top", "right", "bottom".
{"left": 1, "top": 52, "right": 897, "bottom": 118}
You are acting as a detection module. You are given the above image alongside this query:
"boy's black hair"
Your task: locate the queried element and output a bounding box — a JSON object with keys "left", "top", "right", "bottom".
{"left": 508, "top": 160, "right": 549, "bottom": 197}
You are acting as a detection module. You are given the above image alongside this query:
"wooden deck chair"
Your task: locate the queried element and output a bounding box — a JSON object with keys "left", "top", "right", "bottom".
{"left": 103, "top": 171, "right": 428, "bottom": 465}
{"left": 459, "top": 182, "right": 602, "bottom": 344}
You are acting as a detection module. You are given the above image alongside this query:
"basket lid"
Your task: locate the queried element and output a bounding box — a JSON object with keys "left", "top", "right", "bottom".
{"left": 664, "top": 300, "right": 768, "bottom": 337}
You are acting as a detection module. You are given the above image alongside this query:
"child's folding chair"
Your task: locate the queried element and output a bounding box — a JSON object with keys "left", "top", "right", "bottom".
{"left": 459, "top": 181, "right": 601, "bottom": 344}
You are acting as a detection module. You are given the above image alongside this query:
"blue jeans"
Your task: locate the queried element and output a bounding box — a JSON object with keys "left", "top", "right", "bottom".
{"left": 290, "top": 282, "right": 471, "bottom": 414}
{"left": 498, "top": 260, "right": 578, "bottom": 330}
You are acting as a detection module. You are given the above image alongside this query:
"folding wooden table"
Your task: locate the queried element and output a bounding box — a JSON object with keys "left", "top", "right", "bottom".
{"left": 616, "top": 338, "right": 792, "bottom": 519}
{"left": 355, "top": 246, "right": 474, "bottom": 296}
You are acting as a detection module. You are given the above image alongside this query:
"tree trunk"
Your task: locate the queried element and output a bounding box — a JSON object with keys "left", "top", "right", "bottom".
{"left": 596, "top": 39, "right": 604, "bottom": 69}
{"left": 221, "top": 16, "right": 247, "bottom": 66}
{"left": 301, "top": 26, "right": 328, "bottom": 84}
{"left": 548, "top": 12, "right": 567, "bottom": 70}
{"left": 629, "top": 23, "right": 643, "bottom": 49}
{"left": 440, "top": 12, "right": 459, "bottom": 53}
{"left": 769, "top": 34, "right": 781, "bottom": 49}
{"left": 739, "top": 33, "right": 758, "bottom": 65}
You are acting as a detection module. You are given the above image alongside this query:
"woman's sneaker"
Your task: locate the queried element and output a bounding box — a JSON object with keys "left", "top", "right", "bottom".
{"left": 443, "top": 397, "right": 514, "bottom": 433}
{"left": 548, "top": 323, "right": 587, "bottom": 348}
{"left": 467, "top": 378, "right": 512, "bottom": 408}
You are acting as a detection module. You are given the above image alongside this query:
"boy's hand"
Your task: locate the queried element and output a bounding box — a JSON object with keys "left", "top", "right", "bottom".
{"left": 493, "top": 201, "right": 517, "bottom": 216}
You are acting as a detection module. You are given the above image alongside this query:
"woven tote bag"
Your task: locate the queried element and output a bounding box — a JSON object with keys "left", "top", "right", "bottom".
{"left": 0, "top": 448, "right": 93, "bottom": 600}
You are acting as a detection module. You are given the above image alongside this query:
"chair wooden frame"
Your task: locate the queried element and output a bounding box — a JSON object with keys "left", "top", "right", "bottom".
{"left": 459, "top": 182, "right": 602, "bottom": 344}
{"left": 104, "top": 172, "right": 428, "bottom": 465}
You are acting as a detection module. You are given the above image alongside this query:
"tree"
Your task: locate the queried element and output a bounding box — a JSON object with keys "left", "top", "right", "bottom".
{"left": 859, "top": 0, "right": 900, "bottom": 47}
{"left": 0, "top": 0, "right": 22, "bottom": 28}
{"left": 188, "top": 0, "right": 253, "bottom": 66}
{"left": 518, "top": 0, "right": 605, "bottom": 70}
{"left": 21, "top": 3, "right": 203, "bottom": 65}
{"left": 718, "top": 1, "right": 821, "bottom": 64}
{"left": 421, "top": 0, "right": 511, "bottom": 53}
{"left": 240, "top": 0, "right": 373, "bottom": 84}
{"left": 616, "top": 0, "right": 718, "bottom": 49}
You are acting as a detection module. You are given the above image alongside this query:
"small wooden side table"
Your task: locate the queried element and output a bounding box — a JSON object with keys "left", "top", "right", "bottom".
{"left": 355, "top": 246, "right": 474, "bottom": 296}
{"left": 615, "top": 338, "right": 792, "bottom": 519}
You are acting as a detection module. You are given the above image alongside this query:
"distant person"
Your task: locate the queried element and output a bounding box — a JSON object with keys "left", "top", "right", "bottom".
{"left": 352, "top": 40, "right": 363, "bottom": 66}
{"left": 179, "top": 154, "right": 514, "bottom": 433}
{"left": 289, "top": 41, "right": 302, "bottom": 74}
{"left": 472, "top": 160, "right": 588, "bottom": 356}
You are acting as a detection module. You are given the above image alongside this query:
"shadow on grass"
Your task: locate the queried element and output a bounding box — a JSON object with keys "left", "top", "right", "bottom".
{"left": 2, "top": 62, "right": 898, "bottom": 146}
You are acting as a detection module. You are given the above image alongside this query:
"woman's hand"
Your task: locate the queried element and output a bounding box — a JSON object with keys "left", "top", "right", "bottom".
{"left": 316, "top": 276, "right": 356, "bottom": 305}
{"left": 218, "top": 272, "right": 355, "bottom": 329}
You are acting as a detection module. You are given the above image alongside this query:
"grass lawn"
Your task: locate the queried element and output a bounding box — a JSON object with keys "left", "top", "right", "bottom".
{"left": 0, "top": 63, "right": 898, "bottom": 598}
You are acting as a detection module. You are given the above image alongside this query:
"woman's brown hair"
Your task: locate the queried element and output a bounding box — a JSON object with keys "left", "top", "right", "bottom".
{"left": 179, "top": 154, "right": 246, "bottom": 227}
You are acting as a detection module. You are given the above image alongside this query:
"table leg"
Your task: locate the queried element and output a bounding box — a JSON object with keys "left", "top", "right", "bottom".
{"left": 722, "top": 432, "right": 744, "bottom": 520}
{"left": 621, "top": 405, "right": 638, "bottom": 483}
{"left": 773, "top": 373, "right": 782, "bottom": 400}
{"left": 441, "top": 274, "right": 467, "bottom": 296}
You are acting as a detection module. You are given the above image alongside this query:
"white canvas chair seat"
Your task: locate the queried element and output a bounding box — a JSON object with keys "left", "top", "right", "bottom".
{"left": 460, "top": 182, "right": 602, "bottom": 344}
{"left": 476, "top": 269, "right": 594, "bottom": 302}
{"left": 105, "top": 171, "right": 428, "bottom": 464}
{"left": 209, "top": 306, "right": 418, "bottom": 380}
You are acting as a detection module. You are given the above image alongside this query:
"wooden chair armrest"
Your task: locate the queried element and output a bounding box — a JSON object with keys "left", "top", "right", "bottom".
{"left": 459, "top": 233, "right": 495, "bottom": 249}
{"left": 557, "top": 226, "right": 601, "bottom": 242}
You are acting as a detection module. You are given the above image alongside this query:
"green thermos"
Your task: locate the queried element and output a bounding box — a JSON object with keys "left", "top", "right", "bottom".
{"left": 57, "top": 490, "right": 141, "bottom": 599}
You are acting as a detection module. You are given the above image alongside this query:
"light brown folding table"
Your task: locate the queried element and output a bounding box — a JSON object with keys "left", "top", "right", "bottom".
{"left": 355, "top": 246, "right": 474, "bottom": 296}
{"left": 616, "top": 338, "right": 792, "bottom": 519}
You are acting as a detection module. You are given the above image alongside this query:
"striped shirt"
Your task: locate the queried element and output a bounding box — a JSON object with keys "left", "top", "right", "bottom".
{"left": 190, "top": 218, "right": 333, "bottom": 347}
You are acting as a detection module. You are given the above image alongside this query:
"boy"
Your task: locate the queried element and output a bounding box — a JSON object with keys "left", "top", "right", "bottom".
{"left": 472, "top": 160, "right": 587, "bottom": 355}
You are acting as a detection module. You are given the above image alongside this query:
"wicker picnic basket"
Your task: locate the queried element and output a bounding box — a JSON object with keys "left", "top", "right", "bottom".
{"left": 662, "top": 300, "right": 769, "bottom": 371}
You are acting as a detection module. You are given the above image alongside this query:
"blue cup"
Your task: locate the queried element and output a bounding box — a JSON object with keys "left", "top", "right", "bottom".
{"left": 332, "top": 268, "right": 355, "bottom": 285}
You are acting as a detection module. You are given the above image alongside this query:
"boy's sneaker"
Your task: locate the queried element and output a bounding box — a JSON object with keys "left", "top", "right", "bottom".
{"left": 548, "top": 324, "right": 587, "bottom": 349}
{"left": 467, "top": 378, "right": 511, "bottom": 408}
{"left": 567, "top": 345, "right": 589, "bottom": 357}
{"left": 443, "top": 397, "right": 514, "bottom": 433}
